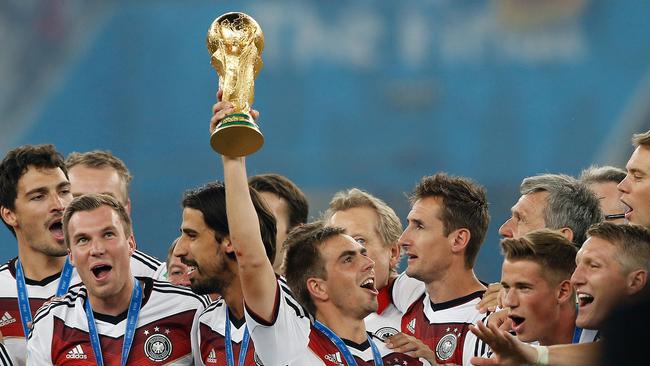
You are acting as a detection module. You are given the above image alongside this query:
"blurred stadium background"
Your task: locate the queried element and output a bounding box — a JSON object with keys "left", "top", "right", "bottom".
{"left": 2, "top": 0, "right": 649, "bottom": 282}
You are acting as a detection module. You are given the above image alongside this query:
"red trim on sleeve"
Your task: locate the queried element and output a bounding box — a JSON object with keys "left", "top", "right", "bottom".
{"left": 244, "top": 279, "right": 281, "bottom": 326}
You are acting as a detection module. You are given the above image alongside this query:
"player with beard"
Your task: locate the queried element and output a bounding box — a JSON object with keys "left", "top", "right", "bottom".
{"left": 172, "top": 181, "right": 277, "bottom": 365}
{"left": 213, "top": 96, "right": 428, "bottom": 365}
{"left": 0, "top": 145, "right": 74, "bottom": 365}
{"left": 27, "top": 194, "right": 208, "bottom": 365}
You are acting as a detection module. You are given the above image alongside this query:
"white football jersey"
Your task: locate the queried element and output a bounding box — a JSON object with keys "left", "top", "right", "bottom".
{"left": 395, "top": 273, "right": 491, "bottom": 366}
{"left": 0, "top": 250, "right": 164, "bottom": 366}
{"left": 578, "top": 328, "right": 600, "bottom": 343}
{"left": 198, "top": 298, "right": 263, "bottom": 365}
{"left": 364, "top": 275, "right": 425, "bottom": 342}
{"left": 26, "top": 277, "right": 209, "bottom": 365}
{"left": 244, "top": 277, "right": 428, "bottom": 366}
{"left": 130, "top": 250, "right": 166, "bottom": 280}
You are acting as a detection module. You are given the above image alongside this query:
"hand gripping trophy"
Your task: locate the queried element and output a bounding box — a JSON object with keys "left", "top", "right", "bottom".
{"left": 207, "top": 12, "right": 264, "bottom": 156}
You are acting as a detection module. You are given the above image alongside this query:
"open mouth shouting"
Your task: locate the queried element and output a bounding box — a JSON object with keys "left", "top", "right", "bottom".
{"left": 90, "top": 263, "right": 113, "bottom": 281}
{"left": 47, "top": 217, "right": 65, "bottom": 242}
{"left": 508, "top": 314, "right": 526, "bottom": 334}
{"left": 577, "top": 291, "right": 595, "bottom": 309}
{"left": 359, "top": 277, "right": 378, "bottom": 295}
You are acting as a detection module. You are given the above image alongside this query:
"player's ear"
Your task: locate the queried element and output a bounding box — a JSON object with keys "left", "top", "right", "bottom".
{"left": 307, "top": 277, "right": 329, "bottom": 302}
{"left": 627, "top": 269, "right": 647, "bottom": 296}
{"left": 68, "top": 248, "right": 76, "bottom": 267}
{"left": 450, "top": 228, "right": 470, "bottom": 254}
{"left": 388, "top": 241, "right": 400, "bottom": 271}
{"left": 221, "top": 236, "right": 235, "bottom": 254}
{"left": 556, "top": 279, "right": 572, "bottom": 303}
{"left": 558, "top": 227, "right": 574, "bottom": 243}
{"left": 0, "top": 205, "right": 18, "bottom": 228}
{"left": 127, "top": 235, "right": 136, "bottom": 256}
{"left": 124, "top": 198, "right": 132, "bottom": 215}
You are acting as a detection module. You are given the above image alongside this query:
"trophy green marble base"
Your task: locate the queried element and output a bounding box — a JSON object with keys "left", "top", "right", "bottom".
{"left": 210, "top": 113, "right": 264, "bottom": 157}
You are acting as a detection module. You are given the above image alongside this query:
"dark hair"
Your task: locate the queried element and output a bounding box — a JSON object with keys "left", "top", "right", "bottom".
{"left": 500, "top": 229, "right": 577, "bottom": 285}
{"left": 587, "top": 222, "right": 650, "bottom": 274}
{"left": 182, "top": 181, "right": 276, "bottom": 262}
{"left": 410, "top": 173, "right": 490, "bottom": 269}
{"left": 283, "top": 221, "right": 345, "bottom": 315}
{"left": 63, "top": 193, "right": 132, "bottom": 247}
{"left": 0, "top": 144, "right": 68, "bottom": 235}
{"left": 520, "top": 174, "right": 602, "bottom": 246}
{"left": 249, "top": 173, "right": 308, "bottom": 231}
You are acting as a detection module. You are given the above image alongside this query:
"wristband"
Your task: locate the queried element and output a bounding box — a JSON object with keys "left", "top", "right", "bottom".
{"left": 532, "top": 345, "right": 549, "bottom": 366}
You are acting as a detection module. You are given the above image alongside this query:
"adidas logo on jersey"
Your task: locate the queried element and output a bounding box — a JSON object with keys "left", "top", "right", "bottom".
{"left": 207, "top": 348, "right": 218, "bottom": 363}
{"left": 66, "top": 345, "right": 88, "bottom": 359}
{"left": 0, "top": 312, "right": 16, "bottom": 327}
{"left": 324, "top": 351, "right": 344, "bottom": 366}
{"left": 407, "top": 318, "right": 416, "bottom": 334}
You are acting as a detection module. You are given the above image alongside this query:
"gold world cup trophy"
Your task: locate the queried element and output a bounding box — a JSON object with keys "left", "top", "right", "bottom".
{"left": 207, "top": 12, "right": 264, "bottom": 156}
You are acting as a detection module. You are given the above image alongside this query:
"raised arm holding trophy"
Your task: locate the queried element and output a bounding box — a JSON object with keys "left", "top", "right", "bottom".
{"left": 207, "top": 12, "right": 264, "bottom": 157}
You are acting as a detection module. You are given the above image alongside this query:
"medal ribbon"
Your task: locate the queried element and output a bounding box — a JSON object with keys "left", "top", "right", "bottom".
{"left": 225, "top": 306, "right": 251, "bottom": 366}
{"left": 572, "top": 326, "right": 583, "bottom": 344}
{"left": 572, "top": 304, "right": 583, "bottom": 344}
{"left": 85, "top": 279, "right": 142, "bottom": 366}
{"left": 314, "top": 320, "right": 383, "bottom": 366}
{"left": 15, "top": 257, "right": 73, "bottom": 339}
